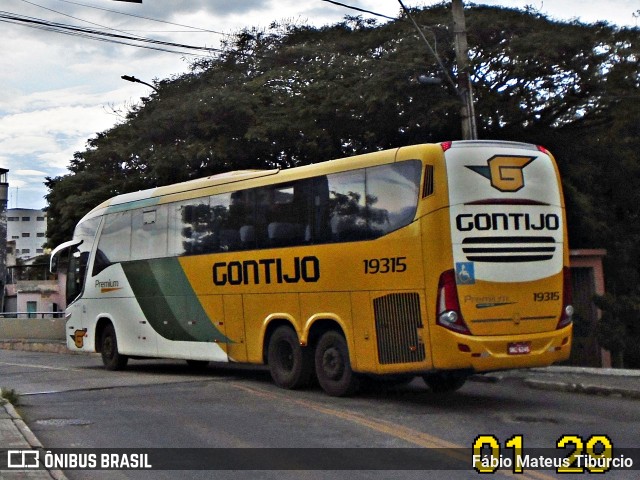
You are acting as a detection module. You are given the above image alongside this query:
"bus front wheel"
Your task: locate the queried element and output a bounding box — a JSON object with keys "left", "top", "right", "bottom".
{"left": 422, "top": 372, "right": 467, "bottom": 393}
{"left": 315, "top": 331, "right": 359, "bottom": 397}
{"left": 267, "top": 326, "right": 313, "bottom": 389}
{"left": 101, "top": 323, "right": 129, "bottom": 371}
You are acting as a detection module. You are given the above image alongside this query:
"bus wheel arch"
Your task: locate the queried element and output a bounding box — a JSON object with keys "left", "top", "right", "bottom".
{"left": 264, "top": 321, "right": 313, "bottom": 390}
{"left": 96, "top": 318, "right": 128, "bottom": 371}
{"left": 310, "top": 322, "right": 359, "bottom": 397}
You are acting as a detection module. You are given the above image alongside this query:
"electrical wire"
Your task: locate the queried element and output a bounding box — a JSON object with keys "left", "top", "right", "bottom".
{"left": 54, "top": 0, "right": 227, "bottom": 35}
{"left": 0, "top": 11, "right": 224, "bottom": 56}
{"left": 20, "top": 0, "right": 158, "bottom": 43}
{"left": 320, "top": 0, "right": 397, "bottom": 21}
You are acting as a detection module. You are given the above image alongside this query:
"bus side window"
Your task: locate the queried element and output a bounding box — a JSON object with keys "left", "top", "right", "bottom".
{"left": 264, "top": 182, "right": 311, "bottom": 247}
{"left": 168, "top": 199, "right": 213, "bottom": 256}
{"left": 131, "top": 205, "right": 168, "bottom": 260}
{"left": 210, "top": 192, "right": 241, "bottom": 252}
{"left": 327, "top": 169, "right": 369, "bottom": 242}
{"left": 312, "top": 176, "right": 331, "bottom": 243}
{"left": 366, "top": 160, "right": 421, "bottom": 237}
{"left": 93, "top": 211, "right": 132, "bottom": 276}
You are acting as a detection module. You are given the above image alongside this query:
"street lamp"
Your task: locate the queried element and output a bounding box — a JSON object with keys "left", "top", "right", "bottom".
{"left": 121, "top": 75, "right": 158, "bottom": 92}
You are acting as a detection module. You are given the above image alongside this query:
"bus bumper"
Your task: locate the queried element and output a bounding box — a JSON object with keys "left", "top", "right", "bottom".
{"left": 429, "top": 325, "right": 573, "bottom": 372}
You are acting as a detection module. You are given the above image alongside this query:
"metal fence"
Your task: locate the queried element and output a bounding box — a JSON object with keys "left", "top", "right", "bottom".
{"left": 0, "top": 311, "right": 64, "bottom": 319}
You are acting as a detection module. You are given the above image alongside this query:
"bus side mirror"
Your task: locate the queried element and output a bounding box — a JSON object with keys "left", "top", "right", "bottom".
{"left": 50, "top": 254, "right": 59, "bottom": 273}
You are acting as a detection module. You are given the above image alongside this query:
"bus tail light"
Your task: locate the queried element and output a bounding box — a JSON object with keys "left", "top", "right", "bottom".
{"left": 440, "top": 141, "right": 453, "bottom": 152}
{"left": 436, "top": 269, "right": 471, "bottom": 335}
{"left": 536, "top": 145, "right": 551, "bottom": 155}
{"left": 556, "top": 267, "right": 574, "bottom": 329}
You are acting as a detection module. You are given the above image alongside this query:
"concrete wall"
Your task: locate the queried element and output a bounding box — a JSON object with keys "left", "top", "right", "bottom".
{"left": 0, "top": 316, "right": 67, "bottom": 353}
{"left": 0, "top": 317, "right": 65, "bottom": 340}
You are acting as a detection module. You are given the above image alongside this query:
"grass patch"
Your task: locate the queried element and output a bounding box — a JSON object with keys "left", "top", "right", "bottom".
{"left": 0, "top": 388, "right": 20, "bottom": 406}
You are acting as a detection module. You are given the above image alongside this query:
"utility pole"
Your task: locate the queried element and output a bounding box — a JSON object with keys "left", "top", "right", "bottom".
{"left": 399, "top": 0, "right": 478, "bottom": 140}
{"left": 451, "top": 0, "right": 477, "bottom": 140}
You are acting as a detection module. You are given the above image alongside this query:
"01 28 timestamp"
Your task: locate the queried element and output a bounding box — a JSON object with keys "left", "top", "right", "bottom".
{"left": 472, "top": 434, "right": 633, "bottom": 474}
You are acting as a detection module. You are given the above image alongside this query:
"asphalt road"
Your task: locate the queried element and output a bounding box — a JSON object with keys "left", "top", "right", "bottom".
{"left": 1, "top": 350, "right": 639, "bottom": 480}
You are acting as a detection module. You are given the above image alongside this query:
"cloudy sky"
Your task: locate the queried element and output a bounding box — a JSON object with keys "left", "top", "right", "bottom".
{"left": 1, "top": 0, "right": 638, "bottom": 210}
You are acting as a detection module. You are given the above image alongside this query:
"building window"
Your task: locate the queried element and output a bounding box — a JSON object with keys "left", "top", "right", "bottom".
{"left": 22, "top": 249, "right": 30, "bottom": 254}
{"left": 22, "top": 217, "right": 31, "bottom": 221}
{"left": 12, "top": 235, "right": 19, "bottom": 240}
{"left": 8, "top": 217, "right": 18, "bottom": 221}
{"left": 37, "top": 216, "right": 46, "bottom": 221}
{"left": 36, "top": 249, "right": 44, "bottom": 254}
{"left": 37, "top": 232, "right": 45, "bottom": 237}
{"left": 22, "top": 233, "right": 31, "bottom": 238}
{"left": 27, "top": 301, "right": 38, "bottom": 318}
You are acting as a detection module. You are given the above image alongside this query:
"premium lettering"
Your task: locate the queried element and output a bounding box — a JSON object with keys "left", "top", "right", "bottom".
{"left": 213, "top": 256, "right": 320, "bottom": 286}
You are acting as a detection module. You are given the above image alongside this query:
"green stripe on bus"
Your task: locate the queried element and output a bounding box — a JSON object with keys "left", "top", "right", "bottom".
{"left": 105, "top": 197, "right": 159, "bottom": 214}
{"left": 121, "top": 259, "right": 231, "bottom": 343}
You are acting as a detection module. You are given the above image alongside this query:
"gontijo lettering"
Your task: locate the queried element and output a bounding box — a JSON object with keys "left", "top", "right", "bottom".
{"left": 213, "top": 256, "right": 320, "bottom": 286}
{"left": 456, "top": 213, "right": 560, "bottom": 232}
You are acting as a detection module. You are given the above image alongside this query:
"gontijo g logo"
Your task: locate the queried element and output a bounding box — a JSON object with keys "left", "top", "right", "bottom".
{"left": 467, "top": 155, "right": 536, "bottom": 192}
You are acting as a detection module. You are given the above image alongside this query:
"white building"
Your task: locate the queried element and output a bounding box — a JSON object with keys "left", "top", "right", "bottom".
{"left": 6, "top": 208, "right": 48, "bottom": 261}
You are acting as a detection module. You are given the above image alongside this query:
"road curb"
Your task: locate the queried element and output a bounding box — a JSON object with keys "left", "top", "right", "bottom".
{"left": 2, "top": 402, "right": 68, "bottom": 480}
{"left": 523, "top": 378, "right": 640, "bottom": 399}
{"left": 0, "top": 340, "right": 68, "bottom": 354}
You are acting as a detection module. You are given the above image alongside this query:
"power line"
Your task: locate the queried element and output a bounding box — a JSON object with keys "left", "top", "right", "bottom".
{"left": 54, "top": 0, "right": 227, "bottom": 35}
{"left": 320, "top": 0, "right": 397, "bottom": 21}
{"left": 20, "top": 0, "right": 152, "bottom": 42}
{"left": 0, "top": 11, "right": 224, "bottom": 56}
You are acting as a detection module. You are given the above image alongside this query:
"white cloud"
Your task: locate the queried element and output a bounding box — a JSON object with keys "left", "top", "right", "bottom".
{"left": 15, "top": 169, "right": 48, "bottom": 177}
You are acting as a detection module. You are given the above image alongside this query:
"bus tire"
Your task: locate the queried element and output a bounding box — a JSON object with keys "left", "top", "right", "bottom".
{"left": 267, "top": 326, "right": 313, "bottom": 389}
{"left": 422, "top": 372, "right": 467, "bottom": 393}
{"left": 186, "top": 360, "right": 209, "bottom": 370}
{"left": 315, "top": 330, "right": 359, "bottom": 397}
{"left": 101, "top": 323, "right": 128, "bottom": 371}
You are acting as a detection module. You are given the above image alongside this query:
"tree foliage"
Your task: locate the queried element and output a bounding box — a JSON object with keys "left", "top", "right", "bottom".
{"left": 45, "top": 5, "right": 639, "bottom": 363}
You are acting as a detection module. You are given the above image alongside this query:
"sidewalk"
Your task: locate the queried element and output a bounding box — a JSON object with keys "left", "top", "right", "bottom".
{"left": 473, "top": 365, "right": 640, "bottom": 399}
{"left": 0, "top": 400, "right": 67, "bottom": 479}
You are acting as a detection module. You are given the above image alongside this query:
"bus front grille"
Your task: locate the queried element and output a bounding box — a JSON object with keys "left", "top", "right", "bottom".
{"left": 461, "top": 236, "right": 556, "bottom": 263}
{"left": 373, "top": 293, "right": 425, "bottom": 365}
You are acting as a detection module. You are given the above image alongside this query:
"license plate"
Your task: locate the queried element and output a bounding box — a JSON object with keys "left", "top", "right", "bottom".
{"left": 508, "top": 342, "right": 531, "bottom": 355}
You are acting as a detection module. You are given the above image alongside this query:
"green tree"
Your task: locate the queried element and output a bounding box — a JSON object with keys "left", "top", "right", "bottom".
{"left": 45, "top": 6, "right": 639, "bottom": 364}
{"left": 594, "top": 293, "right": 640, "bottom": 368}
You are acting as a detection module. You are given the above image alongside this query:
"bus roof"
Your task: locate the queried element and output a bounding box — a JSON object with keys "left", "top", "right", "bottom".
{"left": 81, "top": 146, "right": 417, "bottom": 220}
{"left": 79, "top": 141, "right": 547, "bottom": 223}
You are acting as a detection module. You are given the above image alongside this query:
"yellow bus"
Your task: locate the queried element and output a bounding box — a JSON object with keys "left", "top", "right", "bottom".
{"left": 51, "top": 140, "right": 573, "bottom": 396}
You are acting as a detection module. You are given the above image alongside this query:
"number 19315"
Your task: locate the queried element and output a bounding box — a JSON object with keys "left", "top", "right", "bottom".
{"left": 363, "top": 257, "right": 407, "bottom": 274}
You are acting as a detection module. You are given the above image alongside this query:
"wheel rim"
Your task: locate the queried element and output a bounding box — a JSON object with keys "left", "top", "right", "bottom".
{"left": 276, "top": 341, "right": 295, "bottom": 372}
{"left": 103, "top": 336, "right": 114, "bottom": 359}
{"left": 321, "top": 346, "right": 344, "bottom": 380}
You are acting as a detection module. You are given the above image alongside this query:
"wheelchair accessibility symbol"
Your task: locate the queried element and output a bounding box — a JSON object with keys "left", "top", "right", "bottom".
{"left": 456, "top": 262, "right": 475, "bottom": 285}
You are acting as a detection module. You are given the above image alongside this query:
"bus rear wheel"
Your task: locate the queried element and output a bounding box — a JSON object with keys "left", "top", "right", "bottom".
{"left": 267, "top": 326, "right": 313, "bottom": 389}
{"left": 315, "top": 331, "right": 359, "bottom": 397}
{"left": 422, "top": 372, "right": 467, "bottom": 393}
{"left": 101, "top": 323, "right": 128, "bottom": 371}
